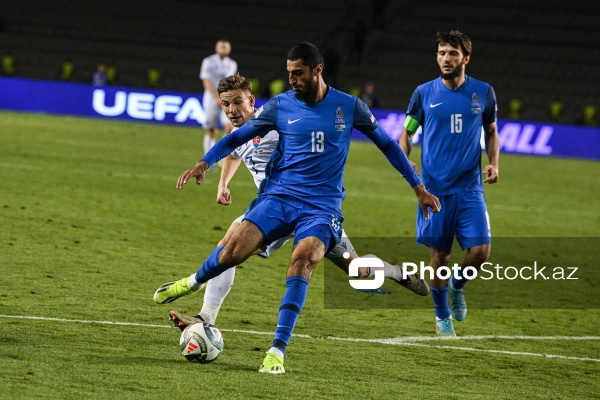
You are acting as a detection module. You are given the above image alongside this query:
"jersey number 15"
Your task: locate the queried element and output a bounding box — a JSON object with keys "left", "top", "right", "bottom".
{"left": 450, "top": 114, "right": 463, "bottom": 133}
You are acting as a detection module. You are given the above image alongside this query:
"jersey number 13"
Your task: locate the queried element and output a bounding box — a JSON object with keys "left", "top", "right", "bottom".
{"left": 311, "top": 131, "right": 325, "bottom": 152}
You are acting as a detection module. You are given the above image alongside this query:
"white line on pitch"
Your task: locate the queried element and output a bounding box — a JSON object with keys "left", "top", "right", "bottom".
{"left": 1, "top": 314, "right": 599, "bottom": 363}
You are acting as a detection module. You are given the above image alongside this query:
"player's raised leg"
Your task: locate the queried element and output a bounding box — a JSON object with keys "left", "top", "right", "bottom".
{"left": 154, "top": 221, "right": 263, "bottom": 304}
{"left": 169, "top": 266, "right": 237, "bottom": 331}
{"left": 325, "top": 232, "right": 429, "bottom": 295}
{"left": 196, "top": 219, "right": 242, "bottom": 324}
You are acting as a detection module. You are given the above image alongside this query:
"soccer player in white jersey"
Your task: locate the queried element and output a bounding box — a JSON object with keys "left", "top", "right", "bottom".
{"left": 200, "top": 39, "right": 238, "bottom": 157}
{"left": 154, "top": 43, "right": 440, "bottom": 374}
{"left": 169, "top": 73, "right": 430, "bottom": 330}
{"left": 399, "top": 31, "right": 499, "bottom": 336}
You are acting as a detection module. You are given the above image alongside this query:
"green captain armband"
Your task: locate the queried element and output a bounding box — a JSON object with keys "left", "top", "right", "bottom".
{"left": 404, "top": 115, "right": 420, "bottom": 132}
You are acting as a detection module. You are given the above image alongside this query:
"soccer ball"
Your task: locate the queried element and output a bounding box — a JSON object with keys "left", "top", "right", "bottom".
{"left": 179, "top": 322, "right": 224, "bottom": 364}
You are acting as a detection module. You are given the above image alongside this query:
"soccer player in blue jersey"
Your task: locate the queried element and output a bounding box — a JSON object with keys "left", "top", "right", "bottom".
{"left": 399, "top": 31, "right": 500, "bottom": 336}
{"left": 168, "top": 73, "right": 430, "bottom": 331}
{"left": 154, "top": 42, "right": 441, "bottom": 373}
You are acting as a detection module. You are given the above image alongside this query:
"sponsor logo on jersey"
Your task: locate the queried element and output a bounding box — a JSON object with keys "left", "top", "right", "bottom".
{"left": 471, "top": 92, "right": 481, "bottom": 114}
{"left": 335, "top": 106, "right": 346, "bottom": 131}
{"left": 253, "top": 106, "right": 263, "bottom": 118}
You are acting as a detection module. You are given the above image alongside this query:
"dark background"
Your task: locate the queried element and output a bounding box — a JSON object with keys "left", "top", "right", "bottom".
{"left": 1, "top": 0, "right": 599, "bottom": 123}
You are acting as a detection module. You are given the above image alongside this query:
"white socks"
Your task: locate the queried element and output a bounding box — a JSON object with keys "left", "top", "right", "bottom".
{"left": 187, "top": 273, "right": 202, "bottom": 291}
{"left": 199, "top": 267, "right": 236, "bottom": 325}
{"left": 362, "top": 254, "right": 403, "bottom": 281}
{"left": 268, "top": 347, "right": 284, "bottom": 359}
{"left": 203, "top": 134, "right": 216, "bottom": 155}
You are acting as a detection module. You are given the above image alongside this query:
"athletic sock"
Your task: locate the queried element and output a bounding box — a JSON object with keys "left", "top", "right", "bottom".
{"left": 194, "top": 245, "right": 228, "bottom": 284}
{"left": 272, "top": 276, "right": 309, "bottom": 353}
{"left": 199, "top": 308, "right": 217, "bottom": 325}
{"left": 364, "top": 256, "right": 412, "bottom": 283}
{"left": 362, "top": 254, "right": 396, "bottom": 279}
{"left": 187, "top": 273, "right": 202, "bottom": 291}
{"left": 199, "top": 266, "right": 236, "bottom": 324}
{"left": 208, "top": 136, "right": 216, "bottom": 151}
{"left": 451, "top": 267, "right": 467, "bottom": 290}
{"left": 203, "top": 134, "right": 211, "bottom": 155}
{"left": 267, "top": 346, "right": 284, "bottom": 359}
{"left": 382, "top": 260, "right": 403, "bottom": 280}
{"left": 431, "top": 285, "right": 451, "bottom": 319}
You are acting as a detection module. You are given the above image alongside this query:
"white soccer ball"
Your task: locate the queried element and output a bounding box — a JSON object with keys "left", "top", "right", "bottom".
{"left": 179, "top": 322, "right": 224, "bottom": 363}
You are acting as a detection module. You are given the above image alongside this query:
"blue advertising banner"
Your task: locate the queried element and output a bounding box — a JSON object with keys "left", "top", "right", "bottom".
{"left": 1, "top": 77, "right": 599, "bottom": 160}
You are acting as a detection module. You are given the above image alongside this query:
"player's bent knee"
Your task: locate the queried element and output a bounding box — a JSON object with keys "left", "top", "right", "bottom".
{"left": 470, "top": 245, "right": 491, "bottom": 265}
{"left": 218, "top": 244, "right": 252, "bottom": 267}
{"left": 430, "top": 249, "right": 451, "bottom": 267}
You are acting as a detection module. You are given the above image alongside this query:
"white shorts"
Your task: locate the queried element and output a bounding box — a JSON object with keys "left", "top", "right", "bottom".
{"left": 326, "top": 229, "right": 355, "bottom": 258}
{"left": 202, "top": 97, "right": 230, "bottom": 130}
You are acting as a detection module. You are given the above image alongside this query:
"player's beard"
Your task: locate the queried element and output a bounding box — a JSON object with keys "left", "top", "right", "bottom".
{"left": 441, "top": 64, "right": 463, "bottom": 80}
{"left": 294, "top": 78, "right": 318, "bottom": 103}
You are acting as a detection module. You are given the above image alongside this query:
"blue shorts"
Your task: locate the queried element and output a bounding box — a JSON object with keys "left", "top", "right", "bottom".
{"left": 243, "top": 194, "right": 343, "bottom": 253}
{"left": 416, "top": 190, "right": 491, "bottom": 253}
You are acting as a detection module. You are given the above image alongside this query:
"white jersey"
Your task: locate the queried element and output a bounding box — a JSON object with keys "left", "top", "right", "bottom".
{"left": 231, "top": 127, "right": 279, "bottom": 188}
{"left": 199, "top": 54, "right": 238, "bottom": 92}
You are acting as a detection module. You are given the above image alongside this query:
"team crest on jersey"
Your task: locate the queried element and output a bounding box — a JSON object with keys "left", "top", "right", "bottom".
{"left": 252, "top": 136, "right": 261, "bottom": 148}
{"left": 471, "top": 92, "right": 481, "bottom": 114}
{"left": 335, "top": 106, "right": 346, "bottom": 131}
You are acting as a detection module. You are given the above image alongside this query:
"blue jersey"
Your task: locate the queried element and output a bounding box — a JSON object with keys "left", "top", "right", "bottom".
{"left": 202, "top": 87, "right": 421, "bottom": 211}
{"left": 407, "top": 76, "right": 496, "bottom": 196}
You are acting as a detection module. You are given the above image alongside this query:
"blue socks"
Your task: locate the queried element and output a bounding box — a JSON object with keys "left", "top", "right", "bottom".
{"left": 195, "top": 246, "right": 227, "bottom": 284}
{"left": 451, "top": 266, "right": 467, "bottom": 290}
{"left": 431, "top": 285, "right": 451, "bottom": 319}
{"left": 272, "top": 276, "right": 309, "bottom": 353}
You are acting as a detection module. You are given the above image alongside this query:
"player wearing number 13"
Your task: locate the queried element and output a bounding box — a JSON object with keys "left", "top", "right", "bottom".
{"left": 155, "top": 42, "right": 440, "bottom": 373}
{"left": 399, "top": 31, "right": 500, "bottom": 336}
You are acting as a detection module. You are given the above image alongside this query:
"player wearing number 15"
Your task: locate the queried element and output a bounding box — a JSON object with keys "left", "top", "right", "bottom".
{"left": 399, "top": 31, "right": 500, "bottom": 336}
{"left": 155, "top": 42, "right": 440, "bottom": 373}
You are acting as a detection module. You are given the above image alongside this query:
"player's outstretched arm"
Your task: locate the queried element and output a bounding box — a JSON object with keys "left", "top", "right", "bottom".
{"left": 413, "top": 183, "right": 441, "bottom": 221}
{"left": 217, "top": 155, "right": 242, "bottom": 205}
{"left": 483, "top": 121, "right": 499, "bottom": 184}
{"left": 177, "top": 161, "right": 208, "bottom": 189}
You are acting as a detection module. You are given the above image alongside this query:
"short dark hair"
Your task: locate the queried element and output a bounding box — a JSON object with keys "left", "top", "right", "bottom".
{"left": 436, "top": 30, "right": 472, "bottom": 56}
{"left": 287, "top": 42, "right": 324, "bottom": 69}
{"left": 217, "top": 73, "right": 252, "bottom": 95}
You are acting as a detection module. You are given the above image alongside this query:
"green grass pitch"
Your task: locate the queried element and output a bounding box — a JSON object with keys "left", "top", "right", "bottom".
{"left": 1, "top": 111, "right": 599, "bottom": 399}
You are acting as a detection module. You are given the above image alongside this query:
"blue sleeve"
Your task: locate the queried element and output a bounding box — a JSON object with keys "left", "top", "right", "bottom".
{"left": 406, "top": 88, "right": 424, "bottom": 124}
{"left": 200, "top": 97, "right": 278, "bottom": 166}
{"left": 353, "top": 99, "right": 421, "bottom": 188}
{"left": 244, "top": 96, "right": 279, "bottom": 132}
{"left": 200, "top": 124, "right": 258, "bottom": 166}
{"left": 483, "top": 85, "right": 497, "bottom": 126}
{"left": 352, "top": 97, "right": 379, "bottom": 131}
